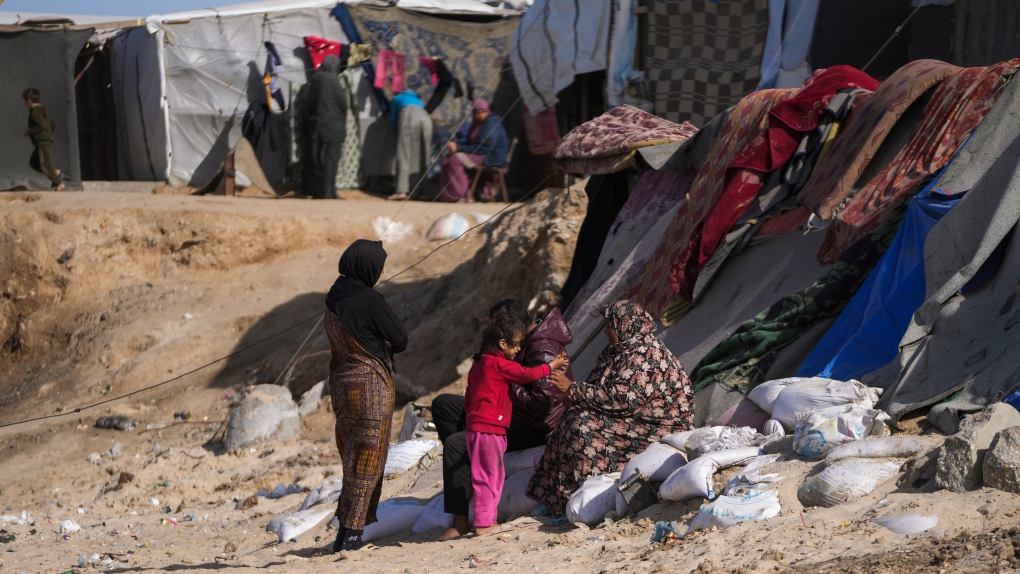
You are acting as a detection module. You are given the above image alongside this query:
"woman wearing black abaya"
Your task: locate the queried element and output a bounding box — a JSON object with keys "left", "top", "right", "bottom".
{"left": 303, "top": 55, "right": 348, "bottom": 199}
{"left": 325, "top": 240, "right": 408, "bottom": 552}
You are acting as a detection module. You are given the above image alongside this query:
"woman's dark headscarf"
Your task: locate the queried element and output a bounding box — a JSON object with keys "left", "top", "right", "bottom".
{"left": 338, "top": 239, "right": 386, "bottom": 287}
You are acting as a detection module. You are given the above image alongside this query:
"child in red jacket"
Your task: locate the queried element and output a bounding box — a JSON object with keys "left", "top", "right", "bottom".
{"left": 465, "top": 315, "right": 568, "bottom": 534}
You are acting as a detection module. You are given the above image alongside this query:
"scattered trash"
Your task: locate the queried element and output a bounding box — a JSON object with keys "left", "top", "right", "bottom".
{"left": 267, "top": 483, "right": 304, "bottom": 499}
{"left": 235, "top": 496, "right": 258, "bottom": 511}
{"left": 174, "top": 410, "right": 192, "bottom": 421}
{"left": 146, "top": 423, "right": 168, "bottom": 430}
{"left": 150, "top": 498, "right": 160, "bottom": 506}
{"left": 651, "top": 521, "right": 679, "bottom": 543}
{"left": 59, "top": 519, "right": 81, "bottom": 534}
{"left": 77, "top": 507, "right": 86, "bottom": 515}
{"left": 688, "top": 489, "right": 782, "bottom": 532}
{"left": 468, "top": 555, "right": 494, "bottom": 568}
{"left": 154, "top": 480, "right": 169, "bottom": 489}
{"left": 159, "top": 518, "right": 178, "bottom": 526}
{"left": 95, "top": 415, "right": 135, "bottom": 431}
{"left": 724, "top": 455, "right": 784, "bottom": 496}
{"left": 224, "top": 540, "right": 237, "bottom": 553}
{"left": 297, "top": 477, "right": 343, "bottom": 511}
{"left": 873, "top": 514, "right": 939, "bottom": 534}
{"left": 0, "top": 530, "right": 14, "bottom": 544}
{"left": 56, "top": 243, "right": 76, "bottom": 264}
{"left": 86, "top": 452, "right": 101, "bottom": 464}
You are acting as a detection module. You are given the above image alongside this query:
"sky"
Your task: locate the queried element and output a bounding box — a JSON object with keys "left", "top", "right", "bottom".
{"left": 0, "top": 0, "right": 243, "bottom": 18}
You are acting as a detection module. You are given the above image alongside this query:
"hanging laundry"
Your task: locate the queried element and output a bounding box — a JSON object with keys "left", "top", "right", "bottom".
{"left": 348, "top": 43, "right": 373, "bottom": 67}
{"left": 418, "top": 56, "right": 439, "bottom": 85}
{"left": 424, "top": 59, "right": 463, "bottom": 114}
{"left": 374, "top": 49, "right": 408, "bottom": 93}
{"left": 522, "top": 103, "right": 560, "bottom": 156}
{"left": 304, "top": 35, "right": 341, "bottom": 70}
{"left": 263, "top": 41, "right": 286, "bottom": 111}
{"left": 330, "top": 3, "right": 388, "bottom": 113}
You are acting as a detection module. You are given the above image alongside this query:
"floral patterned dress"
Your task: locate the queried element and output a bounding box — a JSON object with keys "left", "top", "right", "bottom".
{"left": 526, "top": 300, "right": 695, "bottom": 516}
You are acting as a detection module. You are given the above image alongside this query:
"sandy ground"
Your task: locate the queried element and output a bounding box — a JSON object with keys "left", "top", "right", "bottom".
{"left": 3, "top": 186, "right": 1020, "bottom": 573}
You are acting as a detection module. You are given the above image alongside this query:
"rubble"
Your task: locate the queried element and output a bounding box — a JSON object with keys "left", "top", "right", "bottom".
{"left": 982, "top": 426, "right": 1020, "bottom": 493}
{"left": 936, "top": 404, "right": 1020, "bottom": 492}
{"left": 224, "top": 385, "right": 301, "bottom": 451}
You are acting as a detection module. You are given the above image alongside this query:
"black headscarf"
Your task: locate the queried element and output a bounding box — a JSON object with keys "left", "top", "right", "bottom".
{"left": 306, "top": 55, "right": 347, "bottom": 142}
{"left": 326, "top": 240, "right": 408, "bottom": 361}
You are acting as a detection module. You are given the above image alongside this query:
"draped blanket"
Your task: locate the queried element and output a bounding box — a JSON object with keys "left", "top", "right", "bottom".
{"left": 818, "top": 59, "right": 1018, "bottom": 263}
{"left": 625, "top": 89, "right": 796, "bottom": 322}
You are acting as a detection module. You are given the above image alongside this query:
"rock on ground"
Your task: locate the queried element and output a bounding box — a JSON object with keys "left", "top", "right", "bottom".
{"left": 936, "top": 403, "right": 1020, "bottom": 492}
{"left": 983, "top": 426, "right": 1020, "bottom": 493}
{"left": 224, "top": 384, "right": 301, "bottom": 451}
{"left": 297, "top": 381, "right": 327, "bottom": 417}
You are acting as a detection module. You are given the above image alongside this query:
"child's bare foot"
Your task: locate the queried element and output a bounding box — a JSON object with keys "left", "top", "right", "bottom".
{"left": 473, "top": 525, "right": 496, "bottom": 536}
{"left": 438, "top": 526, "right": 469, "bottom": 541}
{"left": 54, "top": 183, "right": 65, "bottom": 191}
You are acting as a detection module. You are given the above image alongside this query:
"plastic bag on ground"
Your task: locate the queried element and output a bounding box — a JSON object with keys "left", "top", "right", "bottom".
{"left": 566, "top": 473, "right": 620, "bottom": 526}
{"left": 724, "top": 454, "right": 783, "bottom": 496}
{"left": 747, "top": 377, "right": 803, "bottom": 414}
{"left": 298, "top": 477, "right": 343, "bottom": 511}
{"left": 412, "top": 494, "right": 453, "bottom": 533}
{"left": 771, "top": 377, "right": 882, "bottom": 430}
{"left": 686, "top": 426, "right": 758, "bottom": 459}
{"left": 798, "top": 459, "right": 901, "bottom": 508}
{"left": 659, "top": 447, "right": 762, "bottom": 501}
{"left": 687, "top": 489, "right": 781, "bottom": 532}
{"left": 362, "top": 498, "right": 426, "bottom": 542}
{"left": 384, "top": 439, "right": 439, "bottom": 477}
{"left": 267, "top": 507, "right": 334, "bottom": 542}
{"left": 824, "top": 436, "right": 929, "bottom": 466}
{"left": 504, "top": 446, "right": 546, "bottom": 478}
{"left": 873, "top": 514, "right": 939, "bottom": 534}
{"left": 793, "top": 406, "right": 890, "bottom": 458}
{"left": 497, "top": 468, "right": 540, "bottom": 523}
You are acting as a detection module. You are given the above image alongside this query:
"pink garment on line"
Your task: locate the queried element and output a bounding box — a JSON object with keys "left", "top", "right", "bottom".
{"left": 419, "top": 56, "right": 438, "bottom": 85}
{"left": 374, "top": 49, "right": 408, "bottom": 92}
{"left": 466, "top": 430, "right": 507, "bottom": 528}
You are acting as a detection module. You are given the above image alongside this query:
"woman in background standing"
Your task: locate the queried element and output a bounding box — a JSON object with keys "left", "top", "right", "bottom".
{"left": 303, "top": 55, "right": 347, "bottom": 199}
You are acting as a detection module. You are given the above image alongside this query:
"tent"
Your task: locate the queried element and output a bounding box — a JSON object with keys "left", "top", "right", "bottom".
{"left": 0, "top": 26, "right": 93, "bottom": 191}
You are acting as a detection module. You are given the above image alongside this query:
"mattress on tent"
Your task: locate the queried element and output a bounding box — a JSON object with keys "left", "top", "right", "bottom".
{"left": 567, "top": 227, "right": 830, "bottom": 392}
{"left": 0, "top": 27, "right": 92, "bottom": 191}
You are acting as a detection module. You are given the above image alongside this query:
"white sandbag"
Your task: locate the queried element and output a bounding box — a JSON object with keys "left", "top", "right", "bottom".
{"left": 747, "top": 377, "right": 803, "bottom": 414}
{"left": 824, "top": 436, "right": 930, "bottom": 466}
{"left": 797, "top": 459, "right": 901, "bottom": 508}
{"left": 763, "top": 419, "right": 784, "bottom": 437}
{"left": 688, "top": 489, "right": 781, "bottom": 532}
{"left": 497, "top": 468, "right": 540, "bottom": 523}
{"left": 659, "top": 429, "right": 700, "bottom": 450}
{"left": 724, "top": 454, "right": 783, "bottom": 496}
{"left": 659, "top": 447, "right": 761, "bottom": 501}
{"left": 793, "top": 406, "right": 890, "bottom": 458}
{"left": 504, "top": 446, "right": 546, "bottom": 478}
{"left": 566, "top": 473, "right": 621, "bottom": 526}
{"left": 771, "top": 377, "right": 881, "bottom": 430}
{"left": 362, "top": 498, "right": 425, "bottom": 542}
{"left": 298, "top": 477, "right": 343, "bottom": 511}
{"left": 686, "top": 426, "right": 757, "bottom": 458}
{"left": 621, "top": 442, "right": 688, "bottom": 483}
{"left": 873, "top": 514, "right": 939, "bottom": 534}
{"left": 267, "top": 507, "right": 334, "bottom": 542}
{"left": 383, "top": 439, "right": 439, "bottom": 477}
{"left": 426, "top": 213, "right": 470, "bottom": 241}
{"left": 412, "top": 495, "right": 453, "bottom": 533}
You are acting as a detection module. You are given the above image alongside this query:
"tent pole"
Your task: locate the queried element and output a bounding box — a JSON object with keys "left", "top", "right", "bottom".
{"left": 862, "top": 3, "right": 925, "bottom": 74}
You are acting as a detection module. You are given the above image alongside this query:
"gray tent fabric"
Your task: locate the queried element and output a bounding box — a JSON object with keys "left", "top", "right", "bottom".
{"left": 0, "top": 27, "right": 91, "bottom": 191}
{"left": 637, "top": 107, "right": 734, "bottom": 172}
{"left": 868, "top": 77, "right": 1020, "bottom": 433}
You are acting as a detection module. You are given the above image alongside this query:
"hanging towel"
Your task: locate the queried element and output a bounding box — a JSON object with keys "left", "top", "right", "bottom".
{"left": 419, "top": 56, "right": 439, "bottom": 85}
{"left": 374, "top": 50, "right": 408, "bottom": 93}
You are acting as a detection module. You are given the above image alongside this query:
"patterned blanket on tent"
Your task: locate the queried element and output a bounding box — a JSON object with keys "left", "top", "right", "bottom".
{"left": 553, "top": 105, "right": 698, "bottom": 174}
{"left": 818, "top": 59, "right": 1018, "bottom": 263}
{"left": 797, "top": 59, "right": 960, "bottom": 220}
{"left": 346, "top": 4, "right": 519, "bottom": 154}
{"left": 644, "top": 0, "right": 769, "bottom": 126}
{"left": 690, "top": 200, "right": 910, "bottom": 394}
{"left": 624, "top": 88, "right": 796, "bottom": 323}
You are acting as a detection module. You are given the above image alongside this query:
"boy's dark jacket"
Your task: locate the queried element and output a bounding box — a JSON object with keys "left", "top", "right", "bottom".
{"left": 510, "top": 308, "right": 574, "bottom": 434}
{"left": 27, "top": 105, "right": 56, "bottom": 146}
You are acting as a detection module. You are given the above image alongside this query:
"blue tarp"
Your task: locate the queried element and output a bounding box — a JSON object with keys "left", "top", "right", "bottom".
{"left": 797, "top": 183, "right": 965, "bottom": 381}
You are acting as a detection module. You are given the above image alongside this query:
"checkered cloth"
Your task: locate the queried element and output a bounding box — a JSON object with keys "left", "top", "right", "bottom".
{"left": 644, "top": 0, "right": 769, "bottom": 126}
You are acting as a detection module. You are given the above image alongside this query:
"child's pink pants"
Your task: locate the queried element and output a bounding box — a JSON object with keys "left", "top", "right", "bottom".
{"left": 466, "top": 431, "right": 507, "bottom": 528}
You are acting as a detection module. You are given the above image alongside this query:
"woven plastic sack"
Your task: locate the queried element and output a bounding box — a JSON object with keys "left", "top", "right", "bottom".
{"left": 798, "top": 459, "right": 900, "bottom": 508}
{"left": 566, "top": 473, "right": 620, "bottom": 525}
{"left": 426, "top": 213, "right": 470, "bottom": 241}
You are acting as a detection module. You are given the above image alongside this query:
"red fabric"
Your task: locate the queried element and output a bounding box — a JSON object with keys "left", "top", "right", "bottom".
{"left": 674, "top": 66, "right": 878, "bottom": 300}
{"left": 304, "top": 35, "right": 341, "bottom": 70}
{"left": 418, "top": 56, "right": 438, "bottom": 85}
{"left": 465, "top": 352, "right": 550, "bottom": 435}
{"left": 755, "top": 206, "right": 812, "bottom": 237}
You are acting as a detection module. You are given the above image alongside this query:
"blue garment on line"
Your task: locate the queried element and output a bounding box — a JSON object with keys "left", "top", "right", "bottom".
{"left": 797, "top": 182, "right": 965, "bottom": 381}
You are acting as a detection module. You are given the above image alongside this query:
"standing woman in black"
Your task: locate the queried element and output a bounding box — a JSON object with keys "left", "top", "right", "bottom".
{"left": 303, "top": 55, "right": 347, "bottom": 199}
{"left": 324, "top": 240, "right": 408, "bottom": 552}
